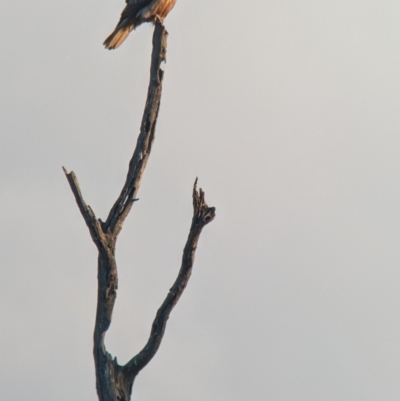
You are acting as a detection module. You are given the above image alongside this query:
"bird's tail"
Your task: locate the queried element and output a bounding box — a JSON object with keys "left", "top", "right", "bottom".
{"left": 103, "top": 22, "right": 134, "bottom": 50}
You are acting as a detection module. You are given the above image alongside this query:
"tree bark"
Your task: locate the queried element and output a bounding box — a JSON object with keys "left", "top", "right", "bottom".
{"left": 63, "top": 22, "right": 215, "bottom": 401}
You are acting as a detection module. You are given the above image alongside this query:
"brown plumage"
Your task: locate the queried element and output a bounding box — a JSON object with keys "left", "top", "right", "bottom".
{"left": 104, "top": 0, "right": 177, "bottom": 50}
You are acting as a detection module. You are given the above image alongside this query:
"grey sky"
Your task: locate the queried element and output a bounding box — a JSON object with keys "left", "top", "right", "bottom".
{"left": 1, "top": 0, "right": 400, "bottom": 399}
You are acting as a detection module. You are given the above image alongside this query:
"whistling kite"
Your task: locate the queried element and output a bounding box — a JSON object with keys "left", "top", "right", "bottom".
{"left": 104, "top": 0, "right": 177, "bottom": 49}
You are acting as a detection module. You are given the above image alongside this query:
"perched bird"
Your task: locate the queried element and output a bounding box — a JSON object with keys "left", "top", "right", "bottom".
{"left": 104, "top": 0, "right": 177, "bottom": 50}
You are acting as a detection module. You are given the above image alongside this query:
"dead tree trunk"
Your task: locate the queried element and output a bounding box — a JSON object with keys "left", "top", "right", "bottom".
{"left": 63, "top": 22, "right": 215, "bottom": 401}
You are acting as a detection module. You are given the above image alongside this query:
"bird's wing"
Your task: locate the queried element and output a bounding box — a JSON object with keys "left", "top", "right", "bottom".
{"left": 125, "top": 0, "right": 153, "bottom": 5}
{"left": 119, "top": 0, "right": 154, "bottom": 24}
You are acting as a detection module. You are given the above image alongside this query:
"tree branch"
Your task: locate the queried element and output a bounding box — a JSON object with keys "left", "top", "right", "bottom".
{"left": 104, "top": 22, "right": 168, "bottom": 238}
{"left": 125, "top": 179, "right": 216, "bottom": 376}
{"left": 62, "top": 167, "right": 108, "bottom": 251}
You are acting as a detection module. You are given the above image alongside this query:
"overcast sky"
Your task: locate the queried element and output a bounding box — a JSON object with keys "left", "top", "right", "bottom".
{"left": 1, "top": 0, "right": 400, "bottom": 400}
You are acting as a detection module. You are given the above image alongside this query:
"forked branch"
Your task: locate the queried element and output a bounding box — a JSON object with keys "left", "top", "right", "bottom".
{"left": 63, "top": 21, "right": 215, "bottom": 401}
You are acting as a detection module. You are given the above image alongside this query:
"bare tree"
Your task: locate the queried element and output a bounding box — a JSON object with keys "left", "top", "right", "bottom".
{"left": 63, "top": 23, "right": 215, "bottom": 401}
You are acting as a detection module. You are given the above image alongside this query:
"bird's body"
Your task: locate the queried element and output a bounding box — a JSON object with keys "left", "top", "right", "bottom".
{"left": 104, "top": 0, "right": 177, "bottom": 50}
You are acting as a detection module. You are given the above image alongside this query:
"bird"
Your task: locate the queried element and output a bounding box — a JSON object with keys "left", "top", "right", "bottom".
{"left": 104, "top": 0, "right": 177, "bottom": 50}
